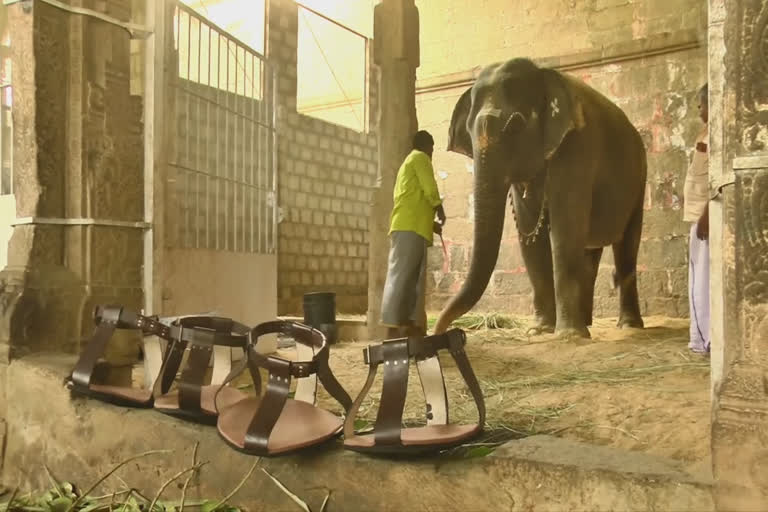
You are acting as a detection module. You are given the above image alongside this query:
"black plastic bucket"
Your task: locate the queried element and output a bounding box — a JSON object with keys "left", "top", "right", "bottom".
{"left": 303, "top": 292, "right": 337, "bottom": 345}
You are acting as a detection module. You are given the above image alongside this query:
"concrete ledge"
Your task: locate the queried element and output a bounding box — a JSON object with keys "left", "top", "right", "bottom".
{"left": 2, "top": 355, "right": 714, "bottom": 511}
{"left": 279, "top": 316, "right": 368, "bottom": 342}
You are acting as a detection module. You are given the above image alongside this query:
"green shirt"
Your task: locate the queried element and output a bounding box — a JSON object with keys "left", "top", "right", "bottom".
{"left": 389, "top": 150, "right": 443, "bottom": 246}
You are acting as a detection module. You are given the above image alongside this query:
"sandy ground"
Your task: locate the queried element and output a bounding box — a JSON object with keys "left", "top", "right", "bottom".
{"left": 300, "top": 315, "right": 711, "bottom": 475}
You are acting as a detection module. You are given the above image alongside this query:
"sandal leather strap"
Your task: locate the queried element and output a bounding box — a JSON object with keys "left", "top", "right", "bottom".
{"left": 315, "top": 345, "right": 353, "bottom": 412}
{"left": 249, "top": 321, "right": 323, "bottom": 376}
{"left": 249, "top": 321, "right": 352, "bottom": 410}
{"left": 70, "top": 305, "right": 171, "bottom": 391}
{"left": 93, "top": 305, "right": 172, "bottom": 339}
{"left": 154, "top": 316, "right": 250, "bottom": 408}
{"left": 444, "top": 330, "right": 486, "bottom": 428}
{"left": 216, "top": 320, "right": 351, "bottom": 455}
{"left": 343, "top": 363, "right": 378, "bottom": 439}
{"left": 363, "top": 329, "right": 461, "bottom": 366}
{"left": 244, "top": 348, "right": 292, "bottom": 453}
{"left": 374, "top": 339, "right": 411, "bottom": 446}
{"left": 345, "top": 328, "right": 485, "bottom": 444}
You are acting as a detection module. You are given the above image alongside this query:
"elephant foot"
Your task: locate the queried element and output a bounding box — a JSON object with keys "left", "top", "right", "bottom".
{"left": 617, "top": 315, "right": 644, "bottom": 329}
{"left": 526, "top": 316, "right": 555, "bottom": 336}
{"left": 555, "top": 326, "right": 591, "bottom": 340}
{"left": 526, "top": 324, "right": 555, "bottom": 336}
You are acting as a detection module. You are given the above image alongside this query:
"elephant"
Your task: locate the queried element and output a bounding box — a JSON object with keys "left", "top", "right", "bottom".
{"left": 433, "top": 58, "right": 648, "bottom": 338}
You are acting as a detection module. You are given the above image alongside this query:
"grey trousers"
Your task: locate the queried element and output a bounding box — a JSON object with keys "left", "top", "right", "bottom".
{"left": 380, "top": 231, "right": 427, "bottom": 328}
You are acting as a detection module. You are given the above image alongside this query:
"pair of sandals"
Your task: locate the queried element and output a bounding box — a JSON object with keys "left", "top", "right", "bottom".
{"left": 67, "top": 305, "right": 486, "bottom": 457}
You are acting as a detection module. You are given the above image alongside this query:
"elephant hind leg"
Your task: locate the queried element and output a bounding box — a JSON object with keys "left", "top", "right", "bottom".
{"left": 582, "top": 248, "right": 603, "bottom": 327}
{"left": 612, "top": 203, "right": 644, "bottom": 328}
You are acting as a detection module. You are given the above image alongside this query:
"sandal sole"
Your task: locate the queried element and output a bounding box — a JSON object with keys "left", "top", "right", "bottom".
{"left": 67, "top": 383, "right": 154, "bottom": 409}
{"left": 343, "top": 431, "right": 482, "bottom": 457}
{"left": 154, "top": 407, "right": 219, "bottom": 426}
{"left": 216, "top": 398, "right": 345, "bottom": 456}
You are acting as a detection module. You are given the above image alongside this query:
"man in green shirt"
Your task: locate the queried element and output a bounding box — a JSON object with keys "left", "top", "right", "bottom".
{"left": 380, "top": 130, "right": 446, "bottom": 338}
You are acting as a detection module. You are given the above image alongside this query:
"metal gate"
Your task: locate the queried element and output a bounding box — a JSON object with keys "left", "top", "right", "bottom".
{"left": 170, "top": 1, "right": 277, "bottom": 254}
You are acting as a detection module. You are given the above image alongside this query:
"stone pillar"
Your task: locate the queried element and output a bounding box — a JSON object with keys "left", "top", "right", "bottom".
{"left": 366, "top": 0, "right": 419, "bottom": 339}
{"left": 710, "top": 0, "right": 768, "bottom": 509}
{"left": 0, "top": 0, "right": 143, "bottom": 360}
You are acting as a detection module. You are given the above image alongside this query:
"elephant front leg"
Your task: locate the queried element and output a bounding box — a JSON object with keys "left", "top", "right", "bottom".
{"left": 519, "top": 233, "right": 556, "bottom": 334}
{"left": 551, "top": 247, "right": 591, "bottom": 338}
{"left": 511, "top": 187, "right": 556, "bottom": 334}
{"left": 583, "top": 248, "right": 603, "bottom": 327}
{"left": 548, "top": 192, "right": 591, "bottom": 339}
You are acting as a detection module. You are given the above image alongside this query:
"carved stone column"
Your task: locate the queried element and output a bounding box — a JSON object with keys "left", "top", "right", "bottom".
{"left": 710, "top": 0, "right": 768, "bottom": 509}
{"left": 0, "top": 0, "right": 143, "bottom": 361}
{"left": 366, "top": 0, "right": 419, "bottom": 339}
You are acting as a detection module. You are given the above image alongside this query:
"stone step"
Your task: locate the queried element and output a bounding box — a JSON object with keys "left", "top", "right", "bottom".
{"left": 2, "top": 354, "right": 714, "bottom": 512}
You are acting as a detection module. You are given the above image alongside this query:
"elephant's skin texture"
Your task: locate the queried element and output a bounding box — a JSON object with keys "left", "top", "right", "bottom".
{"left": 434, "top": 58, "right": 647, "bottom": 338}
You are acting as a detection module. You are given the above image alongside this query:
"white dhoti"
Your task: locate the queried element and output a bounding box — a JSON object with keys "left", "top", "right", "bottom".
{"left": 688, "top": 223, "right": 710, "bottom": 353}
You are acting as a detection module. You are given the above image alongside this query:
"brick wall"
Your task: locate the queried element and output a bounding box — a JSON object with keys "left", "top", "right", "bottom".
{"left": 416, "top": 0, "right": 708, "bottom": 318}
{"left": 268, "top": 0, "right": 379, "bottom": 315}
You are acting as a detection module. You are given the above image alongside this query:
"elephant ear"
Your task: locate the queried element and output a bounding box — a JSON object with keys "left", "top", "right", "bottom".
{"left": 541, "top": 69, "right": 585, "bottom": 160}
{"left": 447, "top": 86, "right": 474, "bottom": 158}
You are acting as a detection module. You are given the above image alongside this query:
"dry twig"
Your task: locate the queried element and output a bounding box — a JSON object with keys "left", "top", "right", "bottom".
{"left": 66, "top": 450, "right": 171, "bottom": 512}
{"left": 148, "top": 461, "right": 208, "bottom": 511}
{"left": 211, "top": 458, "right": 260, "bottom": 509}
{"left": 180, "top": 441, "right": 201, "bottom": 511}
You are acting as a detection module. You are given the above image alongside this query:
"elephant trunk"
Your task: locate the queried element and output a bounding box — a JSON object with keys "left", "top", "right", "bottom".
{"left": 434, "top": 151, "right": 509, "bottom": 333}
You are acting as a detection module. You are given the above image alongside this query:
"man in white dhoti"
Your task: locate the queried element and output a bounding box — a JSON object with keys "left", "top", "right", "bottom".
{"left": 683, "top": 84, "right": 710, "bottom": 354}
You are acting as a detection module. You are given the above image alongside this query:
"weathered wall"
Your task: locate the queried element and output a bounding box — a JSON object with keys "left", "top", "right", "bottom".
{"left": 709, "top": 0, "right": 768, "bottom": 507}
{"left": 269, "top": 0, "right": 379, "bottom": 316}
{"left": 416, "top": 0, "right": 706, "bottom": 81}
{"left": 416, "top": 0, "right": 708, "bottom": 318}
{"left": 1, "top": 0, "right": 144, "bottom": 358}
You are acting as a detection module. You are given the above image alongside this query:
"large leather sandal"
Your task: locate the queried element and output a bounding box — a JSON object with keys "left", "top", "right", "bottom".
{"left": 153, "top": 316, "right": 252, "bottom": 425}
{"left": 343, "top": 329, "right": 486, "bottom": 455}
{"left": 67, "top": 305, "right": 174, "bottom": 408}
{"left": 215, "top": 320, "right": 352, "bottom": 456}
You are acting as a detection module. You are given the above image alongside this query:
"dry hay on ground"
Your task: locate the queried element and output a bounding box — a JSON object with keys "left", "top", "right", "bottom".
{"left": 304, "top": 315, "right": 710, "bottom": 474}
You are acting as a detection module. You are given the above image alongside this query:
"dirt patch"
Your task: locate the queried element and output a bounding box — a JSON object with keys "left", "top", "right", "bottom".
{"left": 302, "top": 315, "right": 711, "bottom": 474}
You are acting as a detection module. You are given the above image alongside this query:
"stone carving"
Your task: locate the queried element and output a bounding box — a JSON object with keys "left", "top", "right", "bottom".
{"left": 712, "top": 1, "right": 768, "bottom": 508}
{"left": 713, "top": 170, "right": 768, "bottom": 509}
{"left": 737, "top": 173, "right": 768, "bottom": 305}
{"left": 739, "top": 0, "right": 768, "bottom": 150}
{"left": 0, "top": 0, "right": 143, "bottom": 357}
{"left": 34, "top": 5, "right": 67, "bottom": 217}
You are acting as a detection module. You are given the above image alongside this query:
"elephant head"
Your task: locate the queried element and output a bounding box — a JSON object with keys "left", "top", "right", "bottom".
{"left": 433, "top": 58, "right": 585, "bottom": 334}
